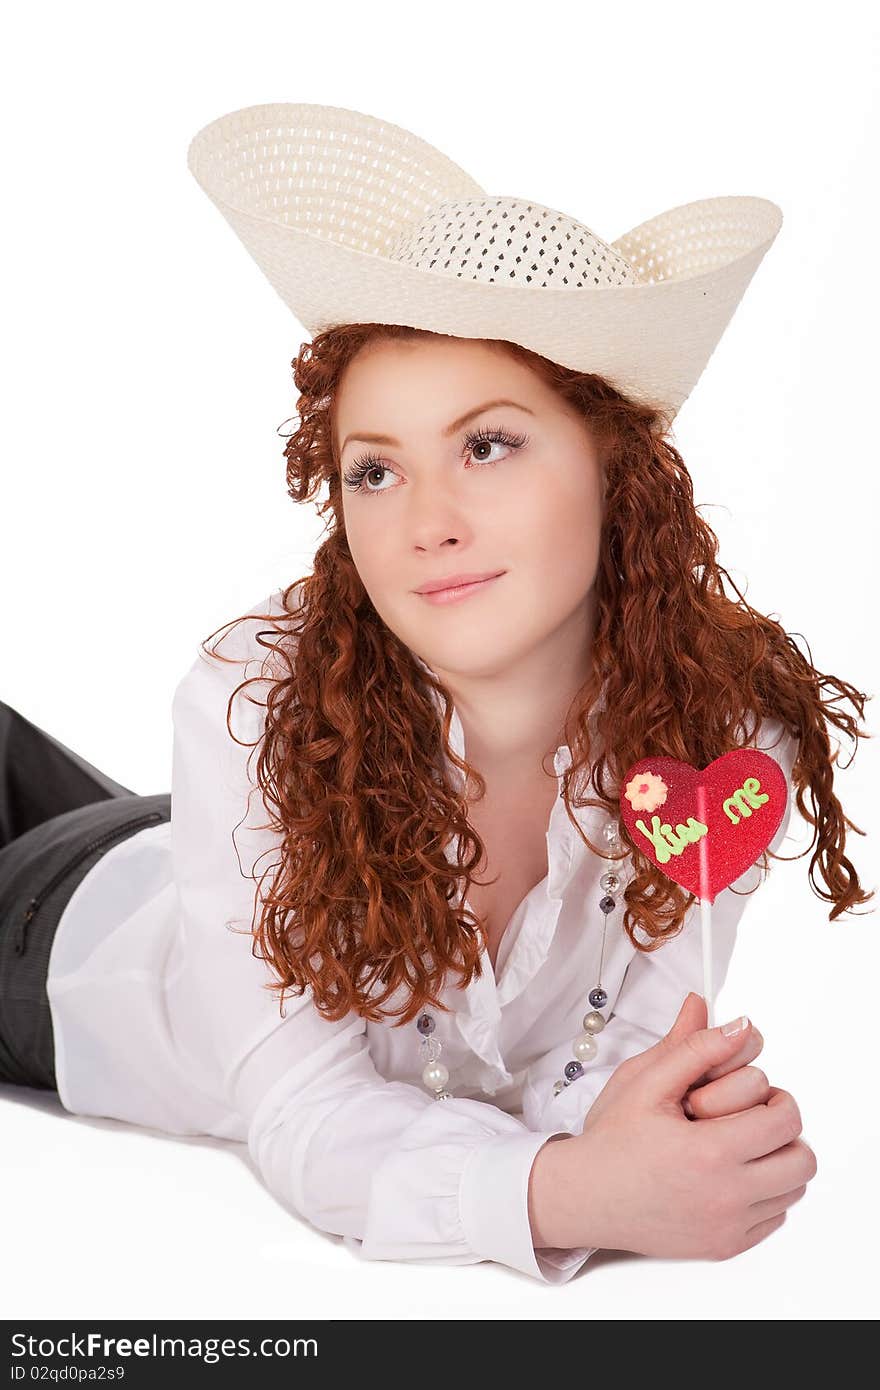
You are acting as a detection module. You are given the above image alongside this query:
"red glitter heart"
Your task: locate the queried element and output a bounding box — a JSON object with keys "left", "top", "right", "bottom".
{"left": 618, "top": 749, "right": 789, "bottom": 903}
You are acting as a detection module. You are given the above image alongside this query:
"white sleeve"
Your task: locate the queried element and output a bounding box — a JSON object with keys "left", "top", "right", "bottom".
{"left": 169, "top": 596, "right": 593, "bottom": 1285}
{"left": 520, "top": 718, "right": 800, "bottom": 1139}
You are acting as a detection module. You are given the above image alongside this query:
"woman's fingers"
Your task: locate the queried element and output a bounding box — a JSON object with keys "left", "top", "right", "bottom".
{"left": 744, "top": 1130, "right": 818, "bottom": 1200}
{"left": 693, "top": 1024, "right": 765, "bottom": 1086}
{"left": 748, "top": 1182, "right": 809, "bottom": 1222}
{"left": 684, "top": 1064, "right": 771, "bottom": 1119}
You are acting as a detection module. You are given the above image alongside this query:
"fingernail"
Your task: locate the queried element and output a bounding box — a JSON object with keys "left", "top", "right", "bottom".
{"left": 683, "top": 1097, "right": 695, "bottom": 1118}
{"left": 720, "top": 1014, "right": 749, "bottom": 1036}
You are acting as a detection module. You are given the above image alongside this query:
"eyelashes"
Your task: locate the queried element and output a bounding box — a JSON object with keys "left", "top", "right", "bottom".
{"left": 342, "top": 424, "right": 529, "bottom": 497}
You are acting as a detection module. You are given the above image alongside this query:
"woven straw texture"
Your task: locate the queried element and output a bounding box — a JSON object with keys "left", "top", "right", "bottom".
{"left": 187, "top": 102, "right": 783, "bottom": 418}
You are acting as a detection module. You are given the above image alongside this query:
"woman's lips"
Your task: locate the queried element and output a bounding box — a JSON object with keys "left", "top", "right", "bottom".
{"left": 416, "top": 573, "right": 504, "bottom": 605}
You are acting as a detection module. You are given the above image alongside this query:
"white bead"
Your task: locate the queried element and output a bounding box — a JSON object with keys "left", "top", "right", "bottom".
{"left": 422, "top": 1060, "right": 449, "bottom": 1090}
{"left": 573, "top": 1032, "right": 599, "bottom": 1062}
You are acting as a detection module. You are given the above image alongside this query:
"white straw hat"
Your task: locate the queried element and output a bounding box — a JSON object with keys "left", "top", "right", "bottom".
{"left": 186, "top": 101, "right": 783, "bottom": 421}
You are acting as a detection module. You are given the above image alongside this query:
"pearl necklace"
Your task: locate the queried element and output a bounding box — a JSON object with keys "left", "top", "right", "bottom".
{"left": 416, "top": 817, "right": 626, "bottom": 1102}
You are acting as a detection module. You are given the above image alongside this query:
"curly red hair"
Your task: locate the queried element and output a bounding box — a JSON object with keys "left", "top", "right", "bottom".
{"left": 202, "top": 323, "right": 873, "bottom": 1027}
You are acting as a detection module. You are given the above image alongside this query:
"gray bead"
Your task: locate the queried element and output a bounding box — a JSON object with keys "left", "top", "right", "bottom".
{"left": 600, "top": 872, "right": 621, "bottom": 893}
{"left": 599, "top": 894, "right": 616, "bottom": 914}
{"left": 553, "top": 1079, "right": 565, "bottom": 1096}
{"left": 589, "top": 987, "right": 607, "bottom": 1008}
{"left": 416, "top": 1012, "right": 435, "bottom": 1035}
{"left": 582, "top": 1010, "right": 606, "bottom": 1033}
{"left": 434, "top": 1090, "right": 453, "bottom": 1100}
{"left": 564, "top": 1060, "right": 584, "bottom": 1081}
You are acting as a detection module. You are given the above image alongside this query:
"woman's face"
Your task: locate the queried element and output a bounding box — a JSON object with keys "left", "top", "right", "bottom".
{"left": 335, "top": 335, "right": 604, "bottom": 689}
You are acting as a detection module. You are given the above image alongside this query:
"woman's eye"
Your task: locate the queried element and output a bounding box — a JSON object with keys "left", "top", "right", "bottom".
{"left": 345, "top": 456, "right": 393, "bottom": 493}
{"left": 342, "top": 426, "right": 528, "bottom": 497}
{"left": 467, "top": 434, "right": 512, "bottom": 464}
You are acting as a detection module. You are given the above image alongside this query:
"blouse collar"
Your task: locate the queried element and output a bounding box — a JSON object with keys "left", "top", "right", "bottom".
{"left": 407, "top": 654, "right": 617, "bottom": 1086}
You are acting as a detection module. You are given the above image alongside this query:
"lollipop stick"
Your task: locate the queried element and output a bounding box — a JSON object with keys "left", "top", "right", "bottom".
{"left": 700, "top": 897, "right": 714, "bottom": 1028}
{"left": 696, "top": 783, "right": 714, "bottom": 1027}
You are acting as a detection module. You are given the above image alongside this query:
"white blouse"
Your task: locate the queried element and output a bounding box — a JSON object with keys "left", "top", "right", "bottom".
{"left": 45, "top": 587, "right": 798, "bottom": 1284}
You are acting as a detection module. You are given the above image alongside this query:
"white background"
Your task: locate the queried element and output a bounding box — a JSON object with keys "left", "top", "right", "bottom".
{"left": 2, "top": 0, "right": 878, "bottom": 1322}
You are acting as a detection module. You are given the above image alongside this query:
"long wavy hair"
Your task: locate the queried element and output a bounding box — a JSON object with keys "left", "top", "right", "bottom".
{"left": 202, "top": 322, "right": 873, "bottom": 1026}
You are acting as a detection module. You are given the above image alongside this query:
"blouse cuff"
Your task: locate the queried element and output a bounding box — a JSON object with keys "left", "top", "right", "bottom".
{"left": 458, "top": 1128, "right": 598, "bottom": 1283}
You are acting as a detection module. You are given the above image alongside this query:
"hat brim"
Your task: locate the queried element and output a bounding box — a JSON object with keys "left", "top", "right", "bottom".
{"left": 187, "top": 102, "right": 783, "bottom": 420}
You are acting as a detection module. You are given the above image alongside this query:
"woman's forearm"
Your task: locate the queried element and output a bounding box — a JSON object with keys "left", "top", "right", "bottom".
{"left": 528, "top": 1132, "right": 588, "bottom": 1251}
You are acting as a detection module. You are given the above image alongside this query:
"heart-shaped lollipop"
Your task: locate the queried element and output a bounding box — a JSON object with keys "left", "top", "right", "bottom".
{"left": 618, "top": 748, "right": 789, "bottom": 904}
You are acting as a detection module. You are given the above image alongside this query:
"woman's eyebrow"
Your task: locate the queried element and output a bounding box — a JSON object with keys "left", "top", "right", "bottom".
{"left": 340, "top": 399, "right": 535, "bottom": 454}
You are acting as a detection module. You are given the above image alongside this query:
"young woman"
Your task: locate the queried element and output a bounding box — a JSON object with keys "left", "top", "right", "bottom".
{"left": 0, "top": 104, "right": 870, "bottom": 1284}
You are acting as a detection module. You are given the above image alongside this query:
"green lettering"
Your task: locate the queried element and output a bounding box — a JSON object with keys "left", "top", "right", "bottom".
{"left": 635, "top": 815, "right": 708, "bottom": 863}
{"left": 723, "top": 774, "right": 769, "bottom": 824}
{"left": 742, "top": 776, "right": 769, "bottom": 809}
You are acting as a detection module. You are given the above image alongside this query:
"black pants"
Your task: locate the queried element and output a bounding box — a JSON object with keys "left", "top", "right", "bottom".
{"left": 0, "top": 700, "right": 171, "bottom": 1091}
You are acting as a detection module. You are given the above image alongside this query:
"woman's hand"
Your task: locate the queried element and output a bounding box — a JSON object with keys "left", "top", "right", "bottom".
{"left": 579, "top": 993, "right": 767, "bottom": 1130}
{"left": 682, "top": 1013, "right": 770, "bottom": 1118}
{"left": 528, "top": 992, "right": 818, "bottom": 1259}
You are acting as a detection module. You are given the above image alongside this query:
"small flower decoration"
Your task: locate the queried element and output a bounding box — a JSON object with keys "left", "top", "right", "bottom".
{"left": 624, "top": 769, "right": 668, "bottom": 814}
